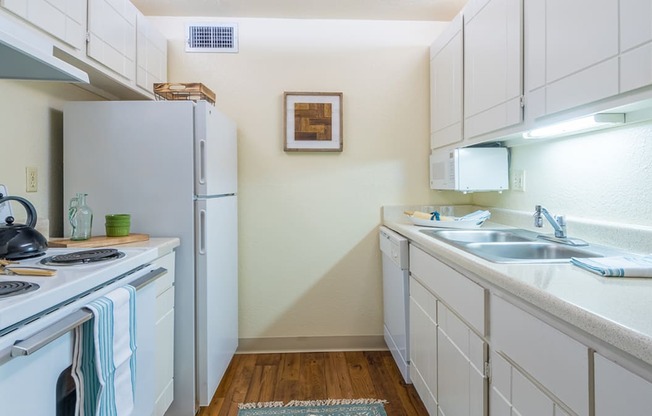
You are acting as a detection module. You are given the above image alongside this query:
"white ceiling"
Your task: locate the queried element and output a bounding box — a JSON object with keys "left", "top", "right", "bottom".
{"left": 130, "top": 0, "right": 467, "bottom": 21}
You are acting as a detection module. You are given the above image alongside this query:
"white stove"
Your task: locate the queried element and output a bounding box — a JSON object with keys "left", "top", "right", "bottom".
{"left": 0, "top": 246, "right": 159, "bottom": 351}
{"left": 0, "top": 244, "right": 166, "bottom": 416}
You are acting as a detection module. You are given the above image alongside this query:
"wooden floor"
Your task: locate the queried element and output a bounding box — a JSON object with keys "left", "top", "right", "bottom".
{"left": 197, "top": 351, "right": 428, "bottom": 416}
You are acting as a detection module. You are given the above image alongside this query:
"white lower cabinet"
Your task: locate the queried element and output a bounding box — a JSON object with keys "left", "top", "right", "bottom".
{"left": 152, "top": 252, "right": 175, "bottom": 416}
{"left": 410, "top": 276, "right": 438, "bottom": 415}
{"left": 594, "top": 353, "right": 652, "bottom": 416}
{"left": 409, "top": 244, "right": 488, "bottom": 416}
{"left": 490, "top": 294, "right": 589, "bottom": 415}
{"left": 437, "top": 302, "right": 486, "bottom": 416}
{"left": 404, "top": 238, "right": 652, "bottom": 416}
{"left": 490, "top": 350, "right": 570, "bottom": 416}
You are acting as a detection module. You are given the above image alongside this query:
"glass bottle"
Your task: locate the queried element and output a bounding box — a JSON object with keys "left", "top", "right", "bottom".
{"left": 69, "top": 193, "right": 93, "bottom": 240}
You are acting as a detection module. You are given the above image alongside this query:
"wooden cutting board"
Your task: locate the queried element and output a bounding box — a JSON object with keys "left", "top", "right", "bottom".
{"left": 48, "top": 233, "right": 150, "bottom": 248}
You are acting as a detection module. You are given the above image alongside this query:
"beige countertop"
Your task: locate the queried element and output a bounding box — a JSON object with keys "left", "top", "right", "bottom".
{"left": 383, "top": 206, "right": 652, "bottom": 370}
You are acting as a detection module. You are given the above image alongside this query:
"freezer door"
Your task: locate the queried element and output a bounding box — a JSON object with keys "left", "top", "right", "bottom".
{"left": 195, "top": 101, "right": 237, "bottom": 197}
{"left": 195, "top": 195, "right": 238, "bottom": 406}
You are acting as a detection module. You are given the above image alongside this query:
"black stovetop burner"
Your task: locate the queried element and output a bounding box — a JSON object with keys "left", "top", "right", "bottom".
{"left": 39, "top": 248, "right": 126, "bottom": 266}
{"left": 0, "top": 281, "right": 40, "bottom": 298}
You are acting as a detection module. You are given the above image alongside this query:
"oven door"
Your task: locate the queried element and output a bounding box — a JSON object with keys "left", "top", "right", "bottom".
{"left": 0, "top": 266, "right": 166, "bottom": 416}
{"left": 0, "top": 330, "right": 74, "bottom": 415}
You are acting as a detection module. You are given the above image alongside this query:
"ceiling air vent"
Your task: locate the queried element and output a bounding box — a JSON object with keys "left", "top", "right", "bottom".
{"left": 186, "top": 23, "right": 239, "bottom": 53}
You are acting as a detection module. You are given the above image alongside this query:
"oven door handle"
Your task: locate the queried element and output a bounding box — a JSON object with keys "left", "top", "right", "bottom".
{"left": 6, "top": 267, "right": 167, "bottom": 361}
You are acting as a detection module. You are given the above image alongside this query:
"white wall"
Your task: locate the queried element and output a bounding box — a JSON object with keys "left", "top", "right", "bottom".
{"left": 473, "top": 119, "right": 652, "bottom": 227}
{"left": 0, "top": 81, "right": 101, "bottom": 237}
{"left": 152, "top": 17, "right": 469, "bottom": 346}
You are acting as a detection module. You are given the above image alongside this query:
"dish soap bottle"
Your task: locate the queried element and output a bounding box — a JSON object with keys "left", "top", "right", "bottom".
{"left": 69, "top": 193, "right": 93, "bottom": 240}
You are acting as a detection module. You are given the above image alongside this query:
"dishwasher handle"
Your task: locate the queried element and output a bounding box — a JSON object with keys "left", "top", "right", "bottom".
{"left": 6, "top": 267, "right": 167, "bottom": 361}
{"left": 379, "top": 226, "right": 409, "bottom": 269}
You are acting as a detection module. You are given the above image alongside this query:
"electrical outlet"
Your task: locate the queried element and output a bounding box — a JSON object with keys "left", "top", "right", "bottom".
{"left": 26, "top": 167, "right": 38, "bottom": 192}
{"left": 512, "top": 169, "right": 526, "bottom": 192}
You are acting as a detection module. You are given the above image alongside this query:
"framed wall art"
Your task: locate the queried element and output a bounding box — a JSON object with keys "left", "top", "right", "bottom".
{"left": 284, "top": 92, "right": 343, "bottom": 152}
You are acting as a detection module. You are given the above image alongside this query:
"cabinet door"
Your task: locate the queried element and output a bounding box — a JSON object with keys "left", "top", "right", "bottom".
{"left": 490, "top": 350, "right": 568, "bottom": 416}
{"left": 491, "top": 294, "right": 589, "bottom": 416}
{"left": 437, "top": 302, "right": 486, "bottom": 416}
{"left": 152, "top": 252, "right": 176, "bottom": 416}
{"left": 526, "top": 0, "right": 619, "bottom": 117}
{"left": 594, "top": 353, "right": 652, "bottom": 416}
{"left": 463, "top": 0, "right": 522, "bottom": 140}
{"left": 620, "top": 0, "right": 652, "bottom": 93}
{"left": 136, "top": 11, "right": 167, "bottom": 93}
{"left": 3, "top": 0, "right": 86, "bottom": 50}
{"left": 409, "top": 276, "right": 438, "bottom": 416}
{"left": 87, "top": 0, "right": 137, "bottom": 80}
{"left": 430, "top": 13, "right": 463, "bottom": 149}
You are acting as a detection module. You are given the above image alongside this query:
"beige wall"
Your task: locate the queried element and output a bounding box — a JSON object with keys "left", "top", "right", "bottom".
{"left": 0, "top": 81, "right": 101, "bottom": 237}
{"left": 151, "top": 17, "right": 470, "bottom": 344}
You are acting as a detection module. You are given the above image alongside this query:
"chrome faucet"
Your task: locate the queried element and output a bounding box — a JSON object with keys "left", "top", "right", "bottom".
{"left": 533, "top": 205, "right": 588, "bottom": 246}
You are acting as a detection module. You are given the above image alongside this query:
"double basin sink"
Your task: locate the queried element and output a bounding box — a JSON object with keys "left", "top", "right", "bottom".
{"left": 419, "top": 228, "right": 611, "bottom": 263}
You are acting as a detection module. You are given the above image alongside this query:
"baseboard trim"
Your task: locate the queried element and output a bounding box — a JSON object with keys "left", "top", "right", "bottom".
{"left": 237, "top": 335, "right": 388, "bottom": 354}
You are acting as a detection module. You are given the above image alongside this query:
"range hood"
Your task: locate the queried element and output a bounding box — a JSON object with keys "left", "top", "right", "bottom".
{"left": 0, "top": 14, "right": 89, "bottom": 83}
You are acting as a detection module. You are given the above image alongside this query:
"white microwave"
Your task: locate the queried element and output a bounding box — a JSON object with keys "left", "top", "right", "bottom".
{"left": 430, "top": 147, "right": 509, "bottom": 192}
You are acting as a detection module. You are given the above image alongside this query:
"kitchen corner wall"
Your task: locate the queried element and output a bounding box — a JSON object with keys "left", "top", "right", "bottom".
{"left": 0, "top": 81, "right": 101, "bottom": 237}
{"left": 151, "top": 17, "right": 469, "bottom": 347}
{"left": 473, "top": 119, "right": 652, "bottom": 228}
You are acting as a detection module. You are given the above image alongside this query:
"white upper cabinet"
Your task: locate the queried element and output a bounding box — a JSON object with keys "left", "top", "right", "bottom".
{"left": 87, "top": 0, "right": 137, "bottom": 80}
{"left": 2, "top": 0, "right": 86, "bottom": 50}
{"left": 620, "top": 0, "right": 652, "bottom": 93}
{"left": 463, "top": 0, "right": 523, "bottom": 141}
{"left": 525, "top": 0, "right": 652, "bottom": 122}
{"left": 430, "top": 13, "right": 464, "bottom": 149}
{"left": 526, "top": 0, "right": 619, "bottom": 119}
{"left": 136, "top": 11, "right": 167, "bottom": 94}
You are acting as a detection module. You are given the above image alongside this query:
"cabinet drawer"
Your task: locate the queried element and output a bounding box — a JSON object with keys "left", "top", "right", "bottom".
{"left": 409, "top": 245, "right": 486, "bottom": 335}
{"left": 156, "top": 286, "right": 175, "bottom": 322}
{"left": 490, "top": 294, "right": 589, "bottom": 416}
{"left": 152, "top": 252, "right": 175, "bottom": 296}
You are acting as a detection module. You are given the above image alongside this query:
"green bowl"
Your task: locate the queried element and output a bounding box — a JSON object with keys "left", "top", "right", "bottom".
{"left": 105, "top": 224, "right": 130, "bottom": 237}
{"left": 105, "top": 214, "right": 131, "bottom": 227}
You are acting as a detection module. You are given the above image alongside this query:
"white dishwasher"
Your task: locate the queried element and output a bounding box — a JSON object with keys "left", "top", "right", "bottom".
{"left": 379, "top": 226, "right": 410, "bottom": 383}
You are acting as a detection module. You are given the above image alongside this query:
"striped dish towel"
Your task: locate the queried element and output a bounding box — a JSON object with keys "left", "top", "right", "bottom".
{"left": 571, "top": 255, "right": 652, "bottom": 277}
{"left": 72, "top": 285, "right": 137, "bottom": 416}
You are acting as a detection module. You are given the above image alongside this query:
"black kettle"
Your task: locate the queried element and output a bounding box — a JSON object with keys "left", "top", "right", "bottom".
{"left": 0, "top": 195, "right": 48, "bottom": 260}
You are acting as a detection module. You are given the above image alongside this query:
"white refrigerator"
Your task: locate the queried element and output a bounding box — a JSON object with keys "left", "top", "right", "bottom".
{"left": 63, "top": 100, "right": 238, "bottom": 415}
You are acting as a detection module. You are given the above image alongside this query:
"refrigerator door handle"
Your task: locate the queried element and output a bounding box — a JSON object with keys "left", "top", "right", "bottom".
{"left": 199, "top": 209, "right": 207, "bottom": 255}
{"left": 199, "top": 139, "right": 206, "bottom": 185}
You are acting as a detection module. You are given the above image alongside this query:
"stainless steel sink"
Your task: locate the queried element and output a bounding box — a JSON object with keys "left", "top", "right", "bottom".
{"left": 421, "top": 229, "right": 532, "bottom": 243}
{"left": 419, "top": 228, "right": 608, "bottom": 263}
{"left": 464, "top": 242, "right": 603, "bottom": 263}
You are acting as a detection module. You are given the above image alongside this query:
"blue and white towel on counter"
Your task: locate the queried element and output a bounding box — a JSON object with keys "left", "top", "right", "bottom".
{"left": 571, "top": 255, "right": 652, "bottom": 277}
{"left": 72, "top": 285, "right": 137, "bottom": 416}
